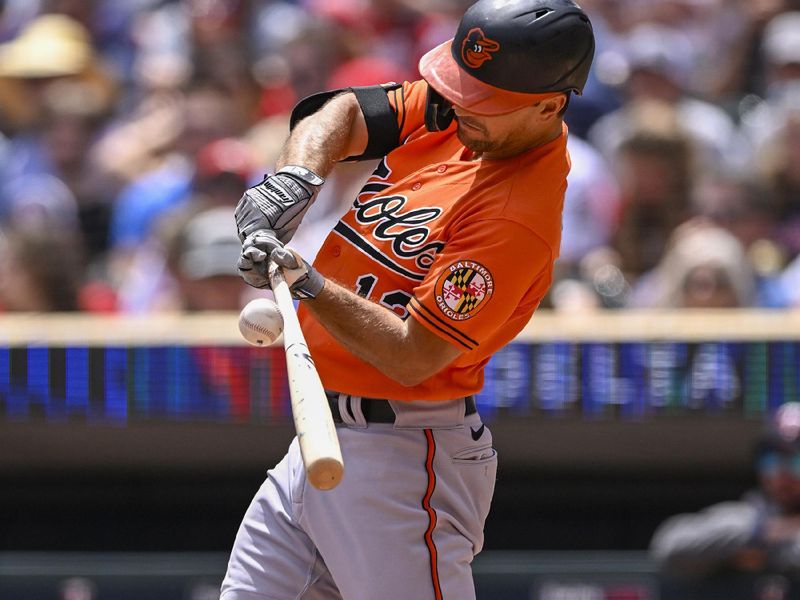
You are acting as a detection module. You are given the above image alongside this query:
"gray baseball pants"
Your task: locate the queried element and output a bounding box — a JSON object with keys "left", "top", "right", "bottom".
{"left": 220, "top": 395, "right": 497, "bottom": 600}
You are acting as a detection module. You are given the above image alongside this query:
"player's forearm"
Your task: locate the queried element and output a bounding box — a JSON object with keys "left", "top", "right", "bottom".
{"left": 276, "top": 93, "right": 365, "bottom": 178}
{"left": 304, "top": 280, "right": 437, "bottom": 387}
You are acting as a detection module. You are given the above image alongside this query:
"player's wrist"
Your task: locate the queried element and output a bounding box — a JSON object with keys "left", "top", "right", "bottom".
{"left": 301, "top": 276, "right": 328, "bottom": 301}
{"left": 294, "top": 266, "right": 325, "bottom": 300}
{"left": 276, "top": 165, "right": 325, "bottom": 190}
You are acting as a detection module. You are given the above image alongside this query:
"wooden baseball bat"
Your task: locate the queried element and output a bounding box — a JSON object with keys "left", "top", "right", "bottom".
{"left": 268, "top": 263, "right": 344, "bottom": 491}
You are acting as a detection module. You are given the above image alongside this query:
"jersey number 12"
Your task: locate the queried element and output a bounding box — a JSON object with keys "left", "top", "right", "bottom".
{"left": 355, "top": 274, "right": 412, "bottom": 319}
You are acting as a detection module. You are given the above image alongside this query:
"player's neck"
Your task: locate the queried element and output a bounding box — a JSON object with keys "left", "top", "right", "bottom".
{"left": 503, "top": 120, "right": 563, "bottom": 158}
{"left": 483, "top": 121, "right": 564, "bottom": 161}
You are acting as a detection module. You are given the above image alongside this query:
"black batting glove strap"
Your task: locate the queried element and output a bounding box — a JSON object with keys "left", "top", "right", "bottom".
{"left": 235, "top": 172, "right": 317, "bottom": 244}
{"left": 270, "top": 247, "right": 325, "bottom": 299}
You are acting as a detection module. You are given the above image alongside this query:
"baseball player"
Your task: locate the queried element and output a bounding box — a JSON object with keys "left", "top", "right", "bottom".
{"left": 223, "top": 0, "right": 594, "bottom": 598}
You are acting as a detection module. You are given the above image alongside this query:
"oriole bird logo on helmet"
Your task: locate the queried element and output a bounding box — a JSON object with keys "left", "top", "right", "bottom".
{"left": 460, "top": 28, "right": 500, "bottom": 69}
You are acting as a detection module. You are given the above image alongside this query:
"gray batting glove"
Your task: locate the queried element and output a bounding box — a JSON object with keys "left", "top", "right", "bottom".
{"left": 270, "top": 247, "right": 325, "bottom": 299}
{"left": 235, "top": 167, "right": 324, "bottom": 245}
{"left": 237, "top": 230, "right": 283, "bottom": 288}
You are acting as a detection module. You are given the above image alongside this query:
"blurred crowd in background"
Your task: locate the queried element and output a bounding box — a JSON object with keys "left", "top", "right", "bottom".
{"left": 1, "top": 0, "right": 800, "bottom": 313}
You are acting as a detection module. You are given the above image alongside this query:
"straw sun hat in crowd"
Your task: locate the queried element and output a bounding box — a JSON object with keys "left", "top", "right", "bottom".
{"left": 0, "top": 14, "right": 93, "bottom": 78}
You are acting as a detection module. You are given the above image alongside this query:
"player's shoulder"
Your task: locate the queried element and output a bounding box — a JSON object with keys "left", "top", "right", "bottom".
{"left": 387, "top": 79, "right": 431, "bottom": 131}
{"left": 471, "top": 143, "right": 569, "bottom": 248}
{"left": 485, "top": 122, "right": 570, "bottom": 187}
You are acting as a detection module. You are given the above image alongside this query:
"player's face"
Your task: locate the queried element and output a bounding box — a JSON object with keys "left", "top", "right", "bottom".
{"left": 453, "top": 96, "right": 565, "bottom": 160}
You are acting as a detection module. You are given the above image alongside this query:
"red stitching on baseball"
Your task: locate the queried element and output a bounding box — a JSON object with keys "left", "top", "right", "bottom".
{"left": 241, "top": 317, "right": 279, "bottom": 338}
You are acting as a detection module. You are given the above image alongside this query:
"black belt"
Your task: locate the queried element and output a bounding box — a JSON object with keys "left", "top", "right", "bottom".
{"left": 325, "top": 390, "right": 476, "bottom": 424}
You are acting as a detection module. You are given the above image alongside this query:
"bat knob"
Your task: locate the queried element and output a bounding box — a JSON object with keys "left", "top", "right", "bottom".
{"left": 307, "top": 458, "right": 344, "bottom": 490}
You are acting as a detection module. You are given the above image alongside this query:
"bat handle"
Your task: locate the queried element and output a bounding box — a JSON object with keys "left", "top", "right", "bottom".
{"left": 268, "top": 263, "right": 302, "bottom": 341}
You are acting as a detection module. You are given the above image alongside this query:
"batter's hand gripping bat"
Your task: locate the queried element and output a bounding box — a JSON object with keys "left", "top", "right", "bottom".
{"left": 268, "top": 263, "right": 344, "bottom": 490}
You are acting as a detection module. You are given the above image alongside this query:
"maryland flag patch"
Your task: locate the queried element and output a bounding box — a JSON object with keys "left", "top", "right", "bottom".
{"left": 435, "top": 260, "right": 494, "bottom": 321}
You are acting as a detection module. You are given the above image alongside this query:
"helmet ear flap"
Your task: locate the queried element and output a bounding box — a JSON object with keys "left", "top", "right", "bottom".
{"left": 424, "top": 86, "right": 455, "bottom": 132}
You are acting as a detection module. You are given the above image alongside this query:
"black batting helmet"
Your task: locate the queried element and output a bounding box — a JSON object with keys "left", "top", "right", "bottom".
{"left": 419, "top": 0, "right": 595, "bottom": 116}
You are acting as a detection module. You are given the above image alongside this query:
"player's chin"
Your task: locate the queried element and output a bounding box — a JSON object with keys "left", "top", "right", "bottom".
{"left": 457, "top": 128, "right": 495, "bottom": 155}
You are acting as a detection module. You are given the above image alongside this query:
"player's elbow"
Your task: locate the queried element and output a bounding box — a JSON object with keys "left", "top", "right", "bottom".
{"left": 390, "top": 373, "right": 429, "bottom": 387}
{"left": 392, "top": 370, "right": 429, "bottom": 387}
{"left": 376, "top": 318, "right": 464, "bottom": 386}
{"left": 385, "top": 358, "right": 446, "bottom": 387}
{"left": 385, "top": 324, "right": 464, "bottom": 386}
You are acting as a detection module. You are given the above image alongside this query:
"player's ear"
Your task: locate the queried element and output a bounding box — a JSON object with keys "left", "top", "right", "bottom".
{"left": 535, "top": 95, "right": 567, "bottom": 121}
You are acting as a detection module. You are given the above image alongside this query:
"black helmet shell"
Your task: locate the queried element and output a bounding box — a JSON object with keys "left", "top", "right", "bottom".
{"left": 451, "top": 0, "right": 595, "bottom": 95}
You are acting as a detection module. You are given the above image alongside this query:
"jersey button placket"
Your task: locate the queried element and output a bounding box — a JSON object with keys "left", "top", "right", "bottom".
{"left": 412, "top": 182, "right": 422, "bottom": 191}
{"left": 437, "top": 164, "right": 447, "bottom": 173}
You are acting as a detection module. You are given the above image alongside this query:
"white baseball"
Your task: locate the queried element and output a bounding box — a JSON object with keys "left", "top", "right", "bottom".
{"left": 238, "top": 298, "right": 284, "bottom": 346}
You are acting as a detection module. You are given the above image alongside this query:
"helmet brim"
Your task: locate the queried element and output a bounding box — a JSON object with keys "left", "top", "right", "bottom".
{"left": 418, "top": 39, "right": 562, "bottom": 116}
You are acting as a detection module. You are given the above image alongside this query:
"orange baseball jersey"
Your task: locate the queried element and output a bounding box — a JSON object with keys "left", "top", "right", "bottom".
{"left": 298, "top": 79, "right": 570, "bottom": 401}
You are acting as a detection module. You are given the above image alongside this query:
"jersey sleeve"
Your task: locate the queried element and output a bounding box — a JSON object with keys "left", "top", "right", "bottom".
{"left": 386, "top": 80, "right": 431, "bottom": 142}
{"left": 407, "top": 218, "right": 554, "bottom": 351}
{"left": 353, "top": 80, "right": 429, "bottom": 157}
